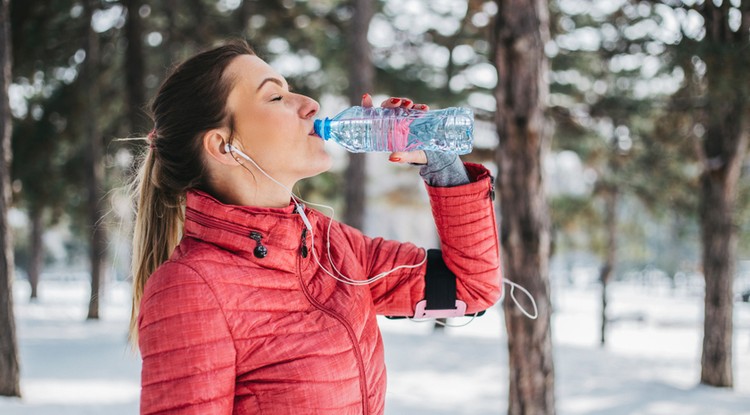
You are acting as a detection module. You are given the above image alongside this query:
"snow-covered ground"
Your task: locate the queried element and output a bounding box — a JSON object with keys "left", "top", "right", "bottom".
{"left": 1, "top": 278, "right": 749, "bottom": 415}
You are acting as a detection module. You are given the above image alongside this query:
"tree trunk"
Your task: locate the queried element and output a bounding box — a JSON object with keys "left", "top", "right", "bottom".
{"left": 599, "top": 187, "right": 617, "bottom": 346}
{"left": 186, "top": 0, "right": 210, "bottom": 46}
{"left": 0, "top": 0, "right": 20, "bottom": 397}
{"left": 492, "top": 1, "right": 555, "bottom": 414}
{"left": 697, "top": 1, "right": 749, "bottom": 388}
{"left": 343, "top": 0, "right": 374, "bottom": 230}
{"left": 124, "top": 0, "right": 147, "bottom": 133}
{"left": 700, "top": 172, "right": 739, "bottom": 387}
{"left": 28, "top": 207, "right": 43, "bottom": 300}
{"left": 83, "top": 0, "right": 106, "bottom": 320}
{"left": 237, "top": 0, "right": 254, "bottom": 34}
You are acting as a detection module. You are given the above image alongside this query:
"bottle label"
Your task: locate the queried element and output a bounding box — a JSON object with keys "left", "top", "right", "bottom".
{"left": 390, "top": 118, "right": 412, "bottom": 151}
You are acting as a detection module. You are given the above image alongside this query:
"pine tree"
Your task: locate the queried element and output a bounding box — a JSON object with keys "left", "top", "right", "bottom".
{"left": 691, "top": 0, "right": 749, "bottom": 388}
{"left": 343, "top": 0, "right": 374, "bottom": 230}
{"left": 643, "top": 0, "right": 749, "bottom": 388}
{"left": 83, "top": 0, "right": 106, "bottom": 320}
{"left": 492, "top": 0, "right": 556, "bottom": 413}
{"left": 9, "top": 0, "right": 95, "bottom": 300}
{"left": 546, "top": 0, "right": 702, "bottom": 345}
{"left": 124, "top": 0, "right": 147, "bottom": 134}
{"left": 0, "top": 0, "right": 20, "bottom": 397}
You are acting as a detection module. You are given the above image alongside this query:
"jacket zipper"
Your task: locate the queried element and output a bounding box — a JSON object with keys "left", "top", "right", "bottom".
{"left": 296, "top": 226, "right": 370, "bottom": 414}
{"left": 185, "top": 207, "right": 261, "bottom": 238}
{"left": 300, "top": 228, "right": 308, "bottom": 258}
{"left": 188, "top": 207, "right": 370, "bottom": 412}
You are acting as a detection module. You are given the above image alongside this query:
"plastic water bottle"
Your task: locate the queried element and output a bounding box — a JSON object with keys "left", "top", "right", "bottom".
{"left": 313, "top": 106, "right": 474, "bottom": 154}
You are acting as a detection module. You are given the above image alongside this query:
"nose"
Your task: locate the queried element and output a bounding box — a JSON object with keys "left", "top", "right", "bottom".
{"left": 298, "top": 94, "right": 319, "bottom": 119}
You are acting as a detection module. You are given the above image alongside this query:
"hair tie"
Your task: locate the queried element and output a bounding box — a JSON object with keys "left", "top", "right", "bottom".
{"left": 147, "top": 129, "right": 157, "bottom": 149}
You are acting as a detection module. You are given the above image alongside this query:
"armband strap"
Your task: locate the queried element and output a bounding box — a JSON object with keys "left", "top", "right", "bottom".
{"left": 411, "top": 249, "right": 467, "bottom": 318}
{"left": 384, "top": 249, "right": 486, "bottom": 320}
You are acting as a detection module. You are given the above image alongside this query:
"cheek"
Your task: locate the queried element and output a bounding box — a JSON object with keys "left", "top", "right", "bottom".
{"left": 239, "top": 115, "right": 284, "bottom": 148}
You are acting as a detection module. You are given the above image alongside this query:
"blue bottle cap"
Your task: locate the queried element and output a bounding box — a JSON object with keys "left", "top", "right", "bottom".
{"left": 313, "top": 119, "right": 331, "bottom": 140}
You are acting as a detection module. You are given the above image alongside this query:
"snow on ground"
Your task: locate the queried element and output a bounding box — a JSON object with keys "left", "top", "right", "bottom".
{"left": 1, "top": 278, "right": 749, "bottom": 415}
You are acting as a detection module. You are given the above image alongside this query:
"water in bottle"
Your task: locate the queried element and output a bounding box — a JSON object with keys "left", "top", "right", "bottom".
{"left": 312, "top": 106, "right": 474, "bottom": 154}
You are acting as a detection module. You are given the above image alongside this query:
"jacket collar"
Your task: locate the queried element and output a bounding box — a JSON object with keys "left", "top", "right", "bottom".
{"left": 183, "top": 190, "right": 313, "bottom": 257}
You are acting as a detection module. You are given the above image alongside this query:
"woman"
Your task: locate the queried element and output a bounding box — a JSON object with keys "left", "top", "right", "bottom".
{"left": 131, "top": 40, "right": 502, "bottom": 415}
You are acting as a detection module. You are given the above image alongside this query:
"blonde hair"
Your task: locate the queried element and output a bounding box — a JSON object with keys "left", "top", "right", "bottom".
{"left": 128, "top": 40, "right": 255, "bottom": 345}
{"left": 128, "top": 147, "right": 184, "bottom": 344}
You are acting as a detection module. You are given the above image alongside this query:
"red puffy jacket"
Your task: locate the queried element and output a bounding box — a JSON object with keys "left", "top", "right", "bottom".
{"left": 138, "top": 163, "right": 502, "bottom": 414}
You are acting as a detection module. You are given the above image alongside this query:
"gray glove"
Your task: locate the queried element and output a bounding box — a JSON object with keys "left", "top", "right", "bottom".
{"left": 418, "top": 150, "right": 470, "bottom": 187}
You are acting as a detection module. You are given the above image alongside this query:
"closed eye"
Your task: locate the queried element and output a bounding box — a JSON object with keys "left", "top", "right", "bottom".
{"left": 270, "top": 83, "right": 294, "bottom": 102}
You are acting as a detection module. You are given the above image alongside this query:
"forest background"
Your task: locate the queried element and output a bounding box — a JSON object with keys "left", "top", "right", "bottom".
{"left": 0, "top": 0, "right": 749, "bottom": 414}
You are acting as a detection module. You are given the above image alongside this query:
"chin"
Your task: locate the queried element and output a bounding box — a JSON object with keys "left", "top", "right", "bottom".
{"left": 299, "top": 153, "right": 332, "bottom": 179}
{"left": 314, "top": 147, "right": 333, "bottom": 167}
{"left": 315, "top": 156, "right": 334, "bottom": 176}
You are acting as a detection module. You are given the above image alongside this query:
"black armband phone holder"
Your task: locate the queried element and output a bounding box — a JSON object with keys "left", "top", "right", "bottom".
{"left": 411, "top": 249, "right": 466, "bottom": 318}
{"left": 386, "top": 249, "right": 486, "bottom": 320}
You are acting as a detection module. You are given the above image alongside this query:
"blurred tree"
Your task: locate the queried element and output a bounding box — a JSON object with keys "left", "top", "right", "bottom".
{"left": 491, "top": 0, "right": 556, "bottom": 413}
{"left": 83, "top": 0, "right": 107, "bottom": 320}
{"left": 598, "top": 178, "right": 617, "bottom": 345}
{"left": 124, "top": 0, "right": 147, "bottom": 133}
{"left": 690, "top": 0, "right": 749, "bottom": 388}
{"left": 546, "top": 0, "right": 702, "bottom": 345}
{"left": 369, "top": 1, "right": 495, "bottom": 109}
{"left": 9, "top": 0, "right": 91, "bottom": 298}
{"left": 634, "top": 0, "right": 750, "bottom": 388}
{"left": 552, "top": 0, "right": 750, "bottom": 387}
{"left": 343, "top": 0, "right": 374, "bottom": 230}
{"left": 236, "top": 0, "right": 253, "bottom": 34}
{"left": 11, "top": 85, "right": 84, "bottom": 298}
{"left": 0, "top": 0, "right": 20, "bottom": 398}
{"left": 27, "top": 202, "right": 41, "bottom": 297}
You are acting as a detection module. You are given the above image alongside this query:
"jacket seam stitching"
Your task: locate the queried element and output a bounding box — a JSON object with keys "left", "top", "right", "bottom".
{"left": 141, "top": 363, "right": 236, "bottom": 388}
{"left": 172, "top": 260, "right": 240, "bottom": 360}
{"left": 296, "top": 248, "right": 370, "bottom": 414}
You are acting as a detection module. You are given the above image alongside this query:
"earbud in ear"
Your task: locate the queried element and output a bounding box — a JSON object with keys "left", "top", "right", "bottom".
{"left": 224, "top": 143, "right": 254, "bottom": 164}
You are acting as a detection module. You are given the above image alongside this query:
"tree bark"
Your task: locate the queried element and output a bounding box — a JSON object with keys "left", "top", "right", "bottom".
{"left": 83, "top": 0, "right": 106, "bottom": 320}
{"left": 599, "top": 187, "right": 617, "bottom": 346}
{"left": 492, "top": 0, "right": 555, "bottom": 414}
{"left": 343, "top": 0, "right": 374, "bottom": 230}
{"left": 28, "top": 207, "right": 43, "bottom": 300}
{"left": 124, "top": 0, "right": 147, "bottom": 133}
{"left": 0, "top": 0, "right": 20, "bottom": 397}
{"left": 700, "top": 170, "right": 740, "bottom": 387}
{"left": 697, "top": 1, "right": 749, "bottom": 388}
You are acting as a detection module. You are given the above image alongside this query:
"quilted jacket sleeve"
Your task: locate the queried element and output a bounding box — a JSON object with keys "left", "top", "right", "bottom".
{"left": 138, "top": 261, "right": 236, "bottom": 415}
{"left": 363, "top": 162, "right": 503, "bottom": 316}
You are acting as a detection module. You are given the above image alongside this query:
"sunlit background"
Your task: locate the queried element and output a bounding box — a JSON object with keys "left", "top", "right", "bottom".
{"left": 1, "top": 0, "right": 749, "bottom": 414}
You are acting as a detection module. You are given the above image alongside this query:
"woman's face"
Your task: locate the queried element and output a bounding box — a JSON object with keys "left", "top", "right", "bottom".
{"left": 223, "top": 54, "right": 331, "bottom": 185}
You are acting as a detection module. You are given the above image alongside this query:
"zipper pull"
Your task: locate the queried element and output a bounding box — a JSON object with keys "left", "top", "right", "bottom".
{"left": 249, "top": 231, "right": 268, "bottom": 259}
{"left": 300, "top": 228, "right": 309, "bottom": 258}
{"left": 489, "top": 174, "right": 496, "bottom": 201}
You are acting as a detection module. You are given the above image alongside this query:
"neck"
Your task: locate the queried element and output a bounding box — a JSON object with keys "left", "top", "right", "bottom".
{"left": 212, "top": 170, "right": 297, "bottom": 208}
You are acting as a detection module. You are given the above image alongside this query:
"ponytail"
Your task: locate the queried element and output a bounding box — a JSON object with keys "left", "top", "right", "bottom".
{"left": 128, "top": 148, "right": 184, "bottom": 345}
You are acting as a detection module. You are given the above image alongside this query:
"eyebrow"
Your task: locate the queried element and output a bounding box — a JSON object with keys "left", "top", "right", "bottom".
{"left": 256, "top": 77, "right": 286, "bottom": 92}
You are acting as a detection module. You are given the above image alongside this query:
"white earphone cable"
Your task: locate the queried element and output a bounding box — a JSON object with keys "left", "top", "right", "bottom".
{"left": 225, "top": 143, "right": 536, "bottom": 321}
{"left": 501, "top": 279, "right": 538, "bottom": 319}
{"left": 225, "top": 143, "right": 426, "bottom": 286}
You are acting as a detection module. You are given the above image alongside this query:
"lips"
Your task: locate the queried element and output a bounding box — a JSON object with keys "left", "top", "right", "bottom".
{"left": 309, "top": 126, "right": 320, "bottom": 138}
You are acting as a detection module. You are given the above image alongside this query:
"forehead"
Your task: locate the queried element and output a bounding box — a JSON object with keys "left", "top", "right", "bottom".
{"left": 225, "top": 54, "right": 284, "bottom": 93}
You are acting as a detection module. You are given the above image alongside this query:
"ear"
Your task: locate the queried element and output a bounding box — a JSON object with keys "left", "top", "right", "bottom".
{"left": 203, "top": 129, "right": 239, "bottom": 166}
